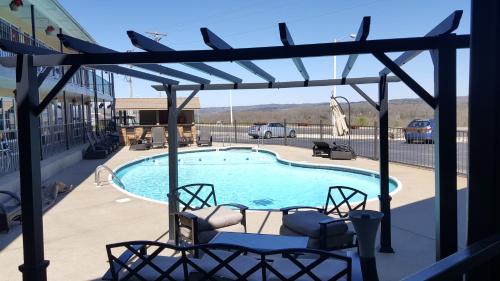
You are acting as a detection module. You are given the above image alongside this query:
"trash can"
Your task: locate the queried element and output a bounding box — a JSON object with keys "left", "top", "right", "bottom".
{"left": 349, "top": 210, "right": 384, "bottom": 281}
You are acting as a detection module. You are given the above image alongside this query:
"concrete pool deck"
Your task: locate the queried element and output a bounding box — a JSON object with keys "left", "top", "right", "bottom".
{"left": 0, "top": 143, "right": 467, "bottom": 280}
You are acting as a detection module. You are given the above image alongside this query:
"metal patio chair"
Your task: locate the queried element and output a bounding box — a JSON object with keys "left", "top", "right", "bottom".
{"left": 196, "top": 129, "right": 212, "bottom": 147}
{"left": 280, "top": 186, "right": 368, "bottom": 250}
{"left": 169, "top": 183, "right": 248, "bottom": 246}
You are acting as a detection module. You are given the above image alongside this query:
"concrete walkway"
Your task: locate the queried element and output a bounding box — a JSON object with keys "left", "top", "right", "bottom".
{"left": 0, "top": 144, "right": 467, "bottom": 280}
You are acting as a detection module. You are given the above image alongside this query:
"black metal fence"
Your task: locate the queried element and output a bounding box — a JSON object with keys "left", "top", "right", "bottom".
{"left": 196, "top": 122, "right": 468, "bottom": 174}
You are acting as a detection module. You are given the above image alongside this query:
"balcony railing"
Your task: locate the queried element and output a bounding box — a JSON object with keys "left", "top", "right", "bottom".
{"left": 0, "top": 122, "right": 90, "bottom": 177}
{"left": 0, "top": 18, "right": 113, "bottom": 98}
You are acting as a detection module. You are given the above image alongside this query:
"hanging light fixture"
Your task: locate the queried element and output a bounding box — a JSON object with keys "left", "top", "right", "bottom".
{"left": 99, "top": 103, "right": 105, "bottom": 108}
{"left": 9, "top": 0, "right": 23, "bottom": 11}
{"left": 107, "top": 103, "right": 112, "bottom": 109}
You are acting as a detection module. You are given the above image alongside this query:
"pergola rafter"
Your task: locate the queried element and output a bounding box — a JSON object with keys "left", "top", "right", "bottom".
{"left": 201, "top": 27, "right": 276, "bottom": 83}
{"left": 279, "top": 22, "right": 310, "bottom": 81}
{"left": 0, "top": 38, "right": 179, "bottom": 86}
{"left": 58, "top": 34, "right": 210, "bottom": 84}
{"left": 341, "top": 16, "right": 371, "bottom": 81}
{"left": 380, "top": 10, "right": 463, "bottom": 76}
{"left": 127, "top": 31, "right": 242, "bottom": 84}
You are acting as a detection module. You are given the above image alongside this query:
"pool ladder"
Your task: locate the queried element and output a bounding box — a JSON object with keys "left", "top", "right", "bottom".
{"left": 95, "top": 165, "right": 125, "bottom": 187}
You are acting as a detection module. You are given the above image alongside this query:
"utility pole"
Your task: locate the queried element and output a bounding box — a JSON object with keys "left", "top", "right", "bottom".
{"left": 331, "top": 39, "right": 337, "bottom": 136}
{"left": 126, "top": 50, "right": 134, "bottom": 98}
{"left": 331, "top": 35, "right": 356, "bottom": 136}
{"left": 229, "top": 89, "right": 233, "bottom": 125}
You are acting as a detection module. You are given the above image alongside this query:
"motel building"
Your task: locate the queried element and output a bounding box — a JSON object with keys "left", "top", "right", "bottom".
{"left": 0, "top": 1, "right": 115, "bottom": 179}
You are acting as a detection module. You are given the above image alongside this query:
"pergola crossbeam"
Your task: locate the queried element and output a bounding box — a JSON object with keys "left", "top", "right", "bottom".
{"left": 57, "top": 34, "right": 209, "bottom": 84}
{"left": 201, "top": 27, "right": 276, "bottom": 82}
{"left": 379, "top": 10, "right": 463, "bottom": 76}
{"left": 0, "top": 35, "right": 470, "bottom": 68}
{"left": 341, "top": 16, "right": 371, "bottom": 80}
{"left": 127, "top": 31, "right": 242, "bottom": 84}
{"left": 152, "top": 76, "right": 400, "bottom": 92}
{"left": 279, "top": 22, "right": 309, "bottom": 81}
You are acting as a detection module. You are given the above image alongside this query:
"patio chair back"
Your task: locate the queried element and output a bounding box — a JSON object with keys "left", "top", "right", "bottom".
{"left": 151, "top": 126, "right": 166, "bottom": 146}
{"left": 198, "top": 129, "right": 211, "bottom": 140}
{"left": 84, "top": 128, "right": 98, "bottom": 150}
{"left": 105, "top": 240, "right": 353, "bottom": 281}
{"left": 313, "top": 141, "right": 331, "bottom": 149}
{"left": 324, "top": 186, "right": 368, "bottom": 218}
{"left": 170, "top": 183, "right": 217, "bottom": 211}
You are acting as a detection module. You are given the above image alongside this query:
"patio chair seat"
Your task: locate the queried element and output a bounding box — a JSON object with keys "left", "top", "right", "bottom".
{"left": 188, "top": 205, "right": 244, "bottom": 231}
{"left": 280, "top": 224, "right": 355, "bottom": 249}
{"left": 180, "top": 220, "right": 245, "bottom": 244}
{"left": 268, "top": 257, "right": 348, "bottom": 281}
{"left": 282, "top": 211, "right": 348, "bottom": 238}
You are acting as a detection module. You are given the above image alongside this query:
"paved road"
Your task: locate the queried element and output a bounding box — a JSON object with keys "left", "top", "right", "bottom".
{"left": 199, "top": 125, "right": 468, "bottom": 174}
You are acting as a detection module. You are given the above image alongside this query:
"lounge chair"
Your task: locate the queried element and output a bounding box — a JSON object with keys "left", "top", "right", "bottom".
{"left": 280, "top": 186, "right": 367, "bottom": 250}
{"left": 86, "top": 130, "right": 112, "bottom": 154}
{"left": 169, "top": 183, "right": 248, "bottom": 246}
{"left": 312, "top": 141, "right": 357, "bottom": 160}
{"left": 0, "top": 190, "right": 22, "bottom": 232}
{"left": 312, "top": 141, "right": 331, "bottom": 157}
{"left": 151, "top": 127, "right": 166, "bottom": 148}
{"left": 93, "top": 130, "right": 118, "bottom": 151}
{"left": 83, "top": 131, "right": 108, "bottom": 159}
{"left": 196, "top": 130, "right": 212, "bottom": 147}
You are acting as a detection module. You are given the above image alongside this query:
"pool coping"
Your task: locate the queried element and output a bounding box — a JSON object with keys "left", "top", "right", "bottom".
{"left": 108, "top": 146, "right": 403, "bottom": 210}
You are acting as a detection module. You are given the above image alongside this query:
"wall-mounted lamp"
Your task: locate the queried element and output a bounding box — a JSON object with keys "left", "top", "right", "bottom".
{"left": 9, "top": 0, "right": 23, "bottom": 11}
{"left": 45, "top": 25, "right": 55, "bottom": 35}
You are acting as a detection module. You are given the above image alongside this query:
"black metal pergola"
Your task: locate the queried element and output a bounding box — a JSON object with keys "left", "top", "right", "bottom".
{"left": 0, "top": 6, "right": 488, "bottom": 280}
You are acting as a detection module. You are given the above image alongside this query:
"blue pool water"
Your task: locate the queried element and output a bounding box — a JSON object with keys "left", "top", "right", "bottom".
{"left": 114, "top": 149, "right": 398, "bottom": 209}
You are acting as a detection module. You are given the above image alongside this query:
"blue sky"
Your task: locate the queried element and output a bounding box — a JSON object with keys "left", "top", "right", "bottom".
{"left": 59, "top": 0, "right": 470, "bottom": 107}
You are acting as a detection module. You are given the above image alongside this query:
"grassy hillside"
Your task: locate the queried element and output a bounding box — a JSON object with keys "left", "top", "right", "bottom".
{"left": 199, "top": 97, "right": 468, "bottom": 127}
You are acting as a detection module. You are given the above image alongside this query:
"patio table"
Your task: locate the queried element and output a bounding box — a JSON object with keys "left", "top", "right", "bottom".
{"left": 208, "top": 232, "right": 309, "bottom": 252}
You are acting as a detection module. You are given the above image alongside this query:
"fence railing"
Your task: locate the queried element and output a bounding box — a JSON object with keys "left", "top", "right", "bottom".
{"left": 196, "top": 122, "right": 468, "bottom": 174}
{"left": 0, "top": 122, "right": 89, "bottom": 176}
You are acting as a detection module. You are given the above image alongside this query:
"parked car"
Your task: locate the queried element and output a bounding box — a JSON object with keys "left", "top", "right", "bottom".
{"left": 248, "top": 122, "right": 296, "bottom": 139}
{"left": 403, "top": 118, "right": 435, "bottom": 143}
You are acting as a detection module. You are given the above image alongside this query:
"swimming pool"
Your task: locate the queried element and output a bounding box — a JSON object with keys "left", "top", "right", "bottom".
{"left": 114, "top": 148, "right": 400, "bottom": 209}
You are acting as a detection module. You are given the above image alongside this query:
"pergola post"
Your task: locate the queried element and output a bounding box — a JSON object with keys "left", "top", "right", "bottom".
{"left": 378, "top": 74, "right": 393, "bottom": 253}
{"left": 16, "top": 54, "right": 48, "bottom": 281}
{"left": 92, "top": 70, "right": 99, "bottom": 132}
{"left": 63, "top": 91, "right": 69, "bottom": 149}
{"left": 466, "top": 0, "right": 500, "bottom": 279}
{"left": 432, "top": 36, "right": 458, "bottom": 260}
{"left": 111, "top": 74, "right": 116, "bottom": 122}
{"left": 165, "top": 85, "right": 179, "bottom": 242}
{"left": 81, "top": 94, "right": 85, "bottom": 142}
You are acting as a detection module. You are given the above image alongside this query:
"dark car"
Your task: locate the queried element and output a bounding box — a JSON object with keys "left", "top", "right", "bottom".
{"left": 403, "top": 119, "right": 435, "bottom": 144}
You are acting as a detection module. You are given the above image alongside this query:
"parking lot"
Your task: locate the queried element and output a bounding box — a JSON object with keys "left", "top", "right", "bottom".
{"left": 197, "top": 123, "right": 468, "bottom": 174}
